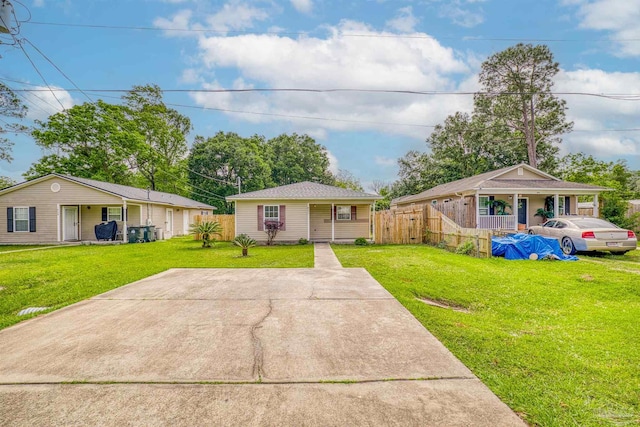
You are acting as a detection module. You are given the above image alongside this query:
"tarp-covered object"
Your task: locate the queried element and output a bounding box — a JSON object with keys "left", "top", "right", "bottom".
{"left": 492, "top": 234, "right": 578, "bottom": 261}
{"left": 95, "top": 221, "right": 118, "bottom": 241}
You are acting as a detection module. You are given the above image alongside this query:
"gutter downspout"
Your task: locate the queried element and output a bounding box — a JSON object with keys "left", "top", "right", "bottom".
{"left": 122, "top": 199, "right": 128, "bottom": 243}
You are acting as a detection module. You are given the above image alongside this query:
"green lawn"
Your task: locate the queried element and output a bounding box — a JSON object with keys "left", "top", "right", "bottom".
{"left": 0, "top": 238, "right": 313, "bottom": 329}
{"left": 333, "top": 245, "right": 640, "bottom": 427}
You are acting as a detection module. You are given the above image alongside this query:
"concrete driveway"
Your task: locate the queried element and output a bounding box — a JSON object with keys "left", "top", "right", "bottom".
{"left": 0, "top": 246, "right": 523, "bottom": 426}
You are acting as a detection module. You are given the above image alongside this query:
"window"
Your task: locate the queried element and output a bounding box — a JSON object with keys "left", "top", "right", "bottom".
{"left": 479, "top": 196, "right": 489, "bottom": 216}
{"left": 264, "top": 205, "right": 279, "bottom": 222}
{"left": 107, "top": 207, "right": 122, "bottom": 221}
{"left": 336, "top": 205, "right": 352, "bottom": 220}
{"left": 14, "top": 207, "right": 29, "bottom": 232}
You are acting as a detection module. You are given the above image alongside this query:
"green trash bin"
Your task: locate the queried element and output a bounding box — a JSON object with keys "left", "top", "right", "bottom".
{"left": 128, "top": 226, "right": 144, "bottom": 243}
{"left": 144, "top": 225, "right": 156, "bottom": 242}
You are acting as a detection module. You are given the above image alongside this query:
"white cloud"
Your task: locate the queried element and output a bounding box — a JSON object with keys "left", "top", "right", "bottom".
{"left": 290, "top": 0, "right": 313, "bottom": 14}
{"left": 556, "top": 68, "right": 640, "bottom": 156}
{"left": 179, "top": 68, "right": 202, "bottom": 84}
{"left": 385, "top": 6, "right": 418, "bottom": 33}
{"left": 439, "top": 3, "right": 484, "bottom": 28}
{"left": 153, "top": 2, "right": 269, "bottom": 37}
{"left": 33, "top": 0, "right": 45, "bottom": 7}
{"left": 187, "top": 20, "right": 473, "bottom": 138}
{"left": 375, "top": 156, "right": 397, "bottom": 166}
{"left": 23, "top": 86, "right": 74, "bottom": 120}
{"left": 566, "top": 0, "right": 640, "bottom": 56}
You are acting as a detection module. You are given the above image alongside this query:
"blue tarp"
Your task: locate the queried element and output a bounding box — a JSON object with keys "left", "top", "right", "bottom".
{"left": 491, "top": 233, "right": 578, "bottom": 261}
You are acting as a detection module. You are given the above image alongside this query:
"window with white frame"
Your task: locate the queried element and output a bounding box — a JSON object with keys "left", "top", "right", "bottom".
{"left": 14, "top": 207, "right": 29, "bottom": 232}
{"left": 478, "top": 196, "right": 489, "bottom": 216}
{"left": 337, "top": 205, "right": 351, "bottom": 220}
{"left": 107, "top": 207, "right": 122, "bottom": 221}
{"left": 264, "top": 205, "right": 279, "bottom": 222}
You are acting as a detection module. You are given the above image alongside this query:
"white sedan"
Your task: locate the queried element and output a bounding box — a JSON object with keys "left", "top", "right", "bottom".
{"left": 528, "top": 217, "right": 637, "bottom": 255}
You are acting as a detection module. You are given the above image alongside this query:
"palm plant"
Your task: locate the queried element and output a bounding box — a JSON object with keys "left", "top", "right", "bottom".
{"left": 233, "top": 233, "right": 257, "bottom": 257}
{"left": 189, "top": 220, "right": 223, "bottom": 248}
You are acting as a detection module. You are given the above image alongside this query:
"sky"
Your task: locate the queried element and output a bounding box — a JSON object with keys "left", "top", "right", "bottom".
{"left": 1, "top": 0, "right": 639, "bottom": 190}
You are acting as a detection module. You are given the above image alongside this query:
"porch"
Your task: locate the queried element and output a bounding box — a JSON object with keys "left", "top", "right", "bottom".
{"left": 433, "top": 191, "right": 601, "bottom": 231}
{"left": 308, "top": 203, "right": 374, "bottom": 242}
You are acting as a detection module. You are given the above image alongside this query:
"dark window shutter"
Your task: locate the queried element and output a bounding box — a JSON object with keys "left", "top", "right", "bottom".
{"left": 7, "top": 207, "right": 13, "bottom": 233}
{"left": 565, "top": 196, "right": 571, "bottom": 215}
{"left": 29, "top": 207, "right": 36, "bottom": 232}
{"left": 351, "top": 206, "right": 357, "bottom": 221}
{"left": 257, "top": 205, "right": 264, "bottom": 231}
{"left": 125, "top": 208, "right": 128, "bottom": 221}
{"left": 489, "top": 196, "right": 495, "bottom": 215}
{"left": 333, "top": 205, "right": 337, "bottom": 220}
{"left": 280, "top": 205, "right": 286, "bottom": 231}
{"left": 102, "top": 207, "right": 108, "bottom": 222}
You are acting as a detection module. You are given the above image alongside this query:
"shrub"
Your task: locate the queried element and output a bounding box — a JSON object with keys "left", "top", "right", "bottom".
{"left": 436, "top": 240, "right": 448, "bottom": 250}
{"left": 233, "top": 234, "right": 257, "bottom": 257}
{"left": 189, "top": 221, "right": 223, "bottom": 248}
{"left": 354, "top": 237, "right": 368, "bottom": 246}
{"left": 298, "top": 238, "right": 309, "bottom": 245}
{"left": 455, "top": 240, "right": 476, "bottom": 255}
{"left": 264, "top": 221, "right": 284, "bottom": 246}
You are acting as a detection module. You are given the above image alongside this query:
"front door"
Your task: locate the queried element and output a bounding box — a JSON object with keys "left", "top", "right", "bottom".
{"left": 165, "top": 209, "right": 173, "bottom": 237}
{"left": 62, "top": 206, "right": 79, "bottom": 241}
{"left": 518, "top": 198, "right": 528, "bottom": 226}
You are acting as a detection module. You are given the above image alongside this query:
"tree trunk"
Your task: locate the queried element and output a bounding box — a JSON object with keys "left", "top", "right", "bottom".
{"left": 242, "top": 248, "right": 248, "bottom": 257}
{"left": 522, "top": 100, "right": 537, "bottom": 168}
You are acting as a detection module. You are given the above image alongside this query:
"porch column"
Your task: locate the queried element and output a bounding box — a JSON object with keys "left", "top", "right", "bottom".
{"left": 475, "top": 192, "right": 480, "bottom": 229}
{"left": 122, "top": 200, "right": 128, "bottom": 243}
{"left": 370, "top": 202, "right": 374, "bottom": 242}
{"left": 307, "top": 203, "right": 310, "bottom": 241}
{"left": 56, "top": 204, "right": 61, "bottom": 242}
{"left": 553, "top": 194, "right": 560, "bottom": 219}
{"left": 593, "top": 194, "right": 599, "bottom": 217}
{"left": 513, "top": 193, "right": 519, "bottom": 230}
{"left": 331, "top": 203, "right": 335, "bottom": 242}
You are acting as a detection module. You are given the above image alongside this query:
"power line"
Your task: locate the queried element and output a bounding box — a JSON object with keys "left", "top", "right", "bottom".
{"left": 13, "top": 38, "right": 67, "bottom": 112}
{"left": 23, "top": 38, "right": 93, "bottom": 103}
{"left": 11, "top": 87, "right": 640, "bottom": 101}
{"left": 23, "top": 21, "right": 640, "bottom": 43}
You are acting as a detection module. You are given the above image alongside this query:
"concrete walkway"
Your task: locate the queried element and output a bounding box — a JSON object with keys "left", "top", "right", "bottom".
{"left": 0, "top": 254, "right": 524, "bottom": 425}
{"left": 314, "top": 242, "right": 343, "bottom": 268}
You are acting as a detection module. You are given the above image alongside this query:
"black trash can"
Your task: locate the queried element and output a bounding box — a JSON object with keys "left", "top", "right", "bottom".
{"left": 128, "top": 226, "right": 145, "bottom": 243}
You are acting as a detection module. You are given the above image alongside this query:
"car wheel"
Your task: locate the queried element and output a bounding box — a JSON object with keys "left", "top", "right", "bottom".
{"left": 561, "top": 237, "right": 576, "bottom": 255}
{"left": 528, "top": 230, "right": 535, "bottom": 235}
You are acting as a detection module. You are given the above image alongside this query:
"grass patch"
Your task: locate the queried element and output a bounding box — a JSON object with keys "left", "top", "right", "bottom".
{"left": 0, "top": 237, "right": 313, "bottom": 330}
{"left": 332, "top": 244, "right": 640, "bottom": 427}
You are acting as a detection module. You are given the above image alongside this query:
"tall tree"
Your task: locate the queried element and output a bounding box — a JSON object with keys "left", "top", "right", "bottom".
{"left": 123, "top": 84, "right": 191, "bottom": 192}
{"left": 266, "top": 133, "right": 334, "bottom": 186}
{"left": 28, "top": 100, "right": 138, "bottom": 183}
{"left": 475, "top": 43, "right": 572, "bottom": 170}
{"left": 187, "top": 132, "right": 272, "bottom": 213}
{"left": 0, "top": 82, "right": 28, "bottom": 162}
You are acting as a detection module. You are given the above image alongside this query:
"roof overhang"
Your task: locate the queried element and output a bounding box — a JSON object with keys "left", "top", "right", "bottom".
{"left": 227, "top": 196, "right": 382, "bottom": 202}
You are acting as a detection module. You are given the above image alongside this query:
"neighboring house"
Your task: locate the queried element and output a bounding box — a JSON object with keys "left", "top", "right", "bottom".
{"left": 226, "top": 181, "right": 382, "bottom": 242}
{"left": 0, "top": 174, "right": 216, "bottom": 244}
{"left": 391, "top": 163, "right": 609, "bottom": 230}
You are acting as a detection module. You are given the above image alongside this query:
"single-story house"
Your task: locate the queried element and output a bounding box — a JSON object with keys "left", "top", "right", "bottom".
{"left": 226, "top": 181, "right": 382, "bottom": 242}
{"left": 391, "top": 163, "right": 609, "bottom": 230}
{"left": 0, "top": 174, "right": 216, "bottom": 244}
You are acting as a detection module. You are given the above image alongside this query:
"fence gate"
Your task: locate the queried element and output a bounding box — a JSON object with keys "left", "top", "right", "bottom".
{"left": 374, "top": 209, "right": 425, "bottom": 244}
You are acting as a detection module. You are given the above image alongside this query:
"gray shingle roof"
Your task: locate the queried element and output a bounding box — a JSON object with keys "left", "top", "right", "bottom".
{"left": 226, "top": 181, "right": 381, "bottom": 201}
{"left": 393, "top": 164, "right": 608, "bottom": 205}
{"left": 57, "top": 174, "right": 216, "bottom": 209}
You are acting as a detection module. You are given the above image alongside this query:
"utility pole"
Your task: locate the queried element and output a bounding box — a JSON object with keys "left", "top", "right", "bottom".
{"left": 237, "top": 176, "right": 241, "bottom": 194}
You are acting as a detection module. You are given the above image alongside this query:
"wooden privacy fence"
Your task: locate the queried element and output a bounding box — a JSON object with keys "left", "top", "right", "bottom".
{"left": 192, "top": 214, "right": 235, "bottom": 241}
{"left": 374, "top": 205, "right": 493, "bottom": 257}
{"left": 374, "top": 209, "right": 424, "bottom": 244}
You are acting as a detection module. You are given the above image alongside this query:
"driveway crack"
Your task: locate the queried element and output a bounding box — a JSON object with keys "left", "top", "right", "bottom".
{"left": 251, "top": 299, "right": 273, "bottom": 382}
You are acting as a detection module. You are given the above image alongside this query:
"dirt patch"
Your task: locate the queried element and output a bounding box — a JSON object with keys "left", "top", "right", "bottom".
{"left": 416, "top": 297, "right": 470, "bottom": 313}
{"left": 581, "top": 275, "right": 594, "bottom": 282}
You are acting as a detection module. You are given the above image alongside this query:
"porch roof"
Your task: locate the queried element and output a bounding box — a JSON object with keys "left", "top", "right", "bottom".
{"left": 477, "top": 179, "right": 608, "bottom": 192}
